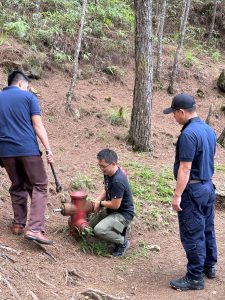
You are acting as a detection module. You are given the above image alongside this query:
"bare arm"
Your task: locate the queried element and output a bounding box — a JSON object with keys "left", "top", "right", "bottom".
{"left": 172, "top": 161, "right": 192, "bottom": 211}
{"left": 101, "top": 198, "right": 122, "bottom": 210}
{"left": 93, "top": 190, "right": 122, "bottom": 212}
{"left": 31, "top": 115, "right": 53, "bottom": 163}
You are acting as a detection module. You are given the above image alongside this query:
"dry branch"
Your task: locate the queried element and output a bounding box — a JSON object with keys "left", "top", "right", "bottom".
{"left": 65, "top": 269, "right": 84, "bottom": 285}
{"left": 1, "top": 253, "right": 16, "bottom": 263}
{"left": 32, "top": 241, "right": 57, "bottom": 261}
{"left": 27, "top": 291, "right": 39, "bottom": 300}
{"left": 35, "top": 273, "right": 56, "bottom": 288}
{"left": 82, "top": 288, "right": 124, "bottom": 300}
{"left": 0, "top": 273, "right": 21, "bottom": 299}
{"left": 0, "top": 244, "right": 21, "bottom": 255}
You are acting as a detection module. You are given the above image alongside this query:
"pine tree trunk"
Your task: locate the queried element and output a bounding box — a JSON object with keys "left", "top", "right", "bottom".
{"left": 155, "top": 0, "right": 161, "bottom": 37}
{"left": 156, "top": 0, "right": 167, "bottom": 82}
{"left": 129, "top": 0, "right": 153, "bottom": 152}
{"left": 167, "top": 0, "right": 191, "bottom": 94}
{"left": 65, "top": 0, "right": 88, "bottom": 114}
{"left": 208, "top": 0, "right": 218, "bottom": 41}
{"left": 217, "top": 127, "right": 225, "bottom": 147}
{"left": 33, "top": 0, "right": 41, "bottom": 22}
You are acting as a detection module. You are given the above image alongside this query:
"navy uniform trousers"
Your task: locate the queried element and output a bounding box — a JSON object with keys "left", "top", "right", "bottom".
{"left": 178, "top": 180, "right": 217, "bottom": 280}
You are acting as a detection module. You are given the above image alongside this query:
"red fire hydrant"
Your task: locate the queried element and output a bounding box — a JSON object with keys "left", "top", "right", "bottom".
{"left": 54, "top": 190, "right": 94, "bottom": 235}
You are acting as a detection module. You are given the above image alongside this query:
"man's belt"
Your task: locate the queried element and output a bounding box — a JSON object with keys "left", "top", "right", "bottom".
{"left": 189, "top": 179, "right": 202, "bottom": 184}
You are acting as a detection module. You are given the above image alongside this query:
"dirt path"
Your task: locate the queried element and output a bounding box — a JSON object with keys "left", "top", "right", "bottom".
{"left": 0, "top": 208, "right": 224, "bottom": 299}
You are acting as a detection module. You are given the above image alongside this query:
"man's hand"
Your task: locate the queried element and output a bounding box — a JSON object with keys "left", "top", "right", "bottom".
{"left": 93, "top": 201, "right": 101, "bottom": 213}
{"left": 46, "top": 149, "right": 54, "bottom": 164}
{"left": 172, "top": 194, "right": 182, "bottom": 212}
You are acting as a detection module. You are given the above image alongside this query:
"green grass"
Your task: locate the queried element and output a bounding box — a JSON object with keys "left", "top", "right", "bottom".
{"left": 215, "top": 164, "right": 225, "bottom": 173}
{"left": 78, "top": 229, "right": 111, "bottom": 256}
{"left": 71, "top": 173, "right": 96, "bottom": 192}
{"left": 124, "top": 161, "right": 174, "bottom": 218}
{"left": 107, "top": 107, "right": 128, "bottom": 126}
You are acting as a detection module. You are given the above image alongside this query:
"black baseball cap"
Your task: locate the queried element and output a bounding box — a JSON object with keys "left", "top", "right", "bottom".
{"left": 163, "top": 93, "right": 196, "bottom": 114}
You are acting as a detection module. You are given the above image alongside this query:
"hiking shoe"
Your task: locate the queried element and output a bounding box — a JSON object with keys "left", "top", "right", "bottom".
{"left": 25, "top": 230, "right": 53, "bottom": 245}
{"left": 170, "top": 276, "right": 204, "bottom": 291}
{"left": 204, "top": 266, "right": 216, "bottom": 279}
{"left": 10, "top": 223, "right": 24, "bottom": 235}
{"left": 112, "top": 240, "right": 130, "bottom": 257}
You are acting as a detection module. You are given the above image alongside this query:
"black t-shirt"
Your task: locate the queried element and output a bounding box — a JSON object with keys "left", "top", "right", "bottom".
{"left": 104, "top": 167, "right": 134, "bottom": 220}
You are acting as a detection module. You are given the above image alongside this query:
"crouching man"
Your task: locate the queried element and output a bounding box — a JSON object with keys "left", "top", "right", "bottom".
{"left": 90, "top": 149, "right": 134, "bottom": 257}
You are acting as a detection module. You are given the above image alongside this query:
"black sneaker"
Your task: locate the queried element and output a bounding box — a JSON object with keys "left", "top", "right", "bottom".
{"left": 170, "top": 276, "right": 204, "bottom": 291}
{"left": 112, "top": 240, "right": 130, "bottom": 257}
{"left": 204, "top": 266, "right": 216, "bottom": 279}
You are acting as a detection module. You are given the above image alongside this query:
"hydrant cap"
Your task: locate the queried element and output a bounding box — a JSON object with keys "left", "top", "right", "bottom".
{"left": 70, "top": 191, "right": 87, "bottom": 199}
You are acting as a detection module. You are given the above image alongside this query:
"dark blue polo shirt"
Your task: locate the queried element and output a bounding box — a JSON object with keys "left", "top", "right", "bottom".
{"left": 174, "top": 117, "right": 216, "bottom": 180}
{"left": 0, "top": 86, "right": 41, "bottom": 157}
{"left": 104, "top": 167, "right": 134, "bottom": 220}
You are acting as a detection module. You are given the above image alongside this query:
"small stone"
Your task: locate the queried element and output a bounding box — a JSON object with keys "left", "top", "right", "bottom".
{"left": 148, "top": 244, "right": 161, "bottom": 252}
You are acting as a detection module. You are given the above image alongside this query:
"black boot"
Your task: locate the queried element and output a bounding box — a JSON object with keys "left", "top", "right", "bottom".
{"left": 170, "top": 276, "right": 204, "bottom": 291}
{"left": 204, "top": 266, "right": 216, "bottom": 279}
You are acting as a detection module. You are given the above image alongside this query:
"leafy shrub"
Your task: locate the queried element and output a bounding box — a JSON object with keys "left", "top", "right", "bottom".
{"left": 4, "top": 18, "right": 29, "bottom": 38}
{"left": 183, "top": 51, "right": 198, "bottom": 68}
{"left": 107, "top": 107, "right": 128, "bottom": 126}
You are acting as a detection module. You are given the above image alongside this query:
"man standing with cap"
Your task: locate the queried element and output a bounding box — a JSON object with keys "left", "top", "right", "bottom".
{"left": 163, "top": 93, "right": 217, "bottom": 291}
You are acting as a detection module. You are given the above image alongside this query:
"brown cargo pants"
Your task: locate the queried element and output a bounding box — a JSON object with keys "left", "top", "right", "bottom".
{"left": 1, "top": 156, "right": 48, "bottom": 232}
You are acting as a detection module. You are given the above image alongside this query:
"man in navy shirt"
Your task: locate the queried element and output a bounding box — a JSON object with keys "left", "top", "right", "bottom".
{"left": 90, "top": 149, "right": 134, "bottom": 257}
{"left": 0, "top": 71, "right": 53, "bottom": 244}
{"left": 163, "top": 93, "right": 217, "bottom": 291}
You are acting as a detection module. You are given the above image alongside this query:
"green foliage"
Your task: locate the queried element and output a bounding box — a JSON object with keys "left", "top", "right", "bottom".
{"left": 78, "top": 229, "right": 110, "bottom": 256}
{"left": 71, "top": 173, "right": 96, "bottom": 192}
{"left": 215, "top": 164, "right": 225, "bottom": 173}
{"left": 0, "top": 0, "right": 134, "bottom": 64}
{"left": 183, "top": 51, "right": 198, "bottom": 68}
{"left": 107, "top": 107, "right": 128, "bottom": 126}
{"left": 52, "top": 48, "right": 72, "bottom": 63}
{"left": 4, "top": 18, "right": 29, "bottom": 38}
{"left": 210, "top": 49, "right": 221, "bottom": 62}
{"left": 123, "top": 162, "right": 174, "bottom": 218}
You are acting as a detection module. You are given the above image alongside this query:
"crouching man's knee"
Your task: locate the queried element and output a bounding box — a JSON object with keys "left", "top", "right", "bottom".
{"left": 93, "top": 224, "right": 108, "bottom": 239}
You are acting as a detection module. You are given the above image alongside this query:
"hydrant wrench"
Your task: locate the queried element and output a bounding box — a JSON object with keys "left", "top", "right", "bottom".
{"left": 46, "top": 150, "right": 62, "bottom": 193}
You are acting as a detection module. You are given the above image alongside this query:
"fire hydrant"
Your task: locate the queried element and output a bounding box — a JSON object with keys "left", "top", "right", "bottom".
{"left": 54, "top": 191, "right": 94, "bottom": 235}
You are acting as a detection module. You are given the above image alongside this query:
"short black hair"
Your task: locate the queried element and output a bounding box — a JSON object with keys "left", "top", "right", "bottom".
{"left": 8, "top": 70, "right": 29, "bottom": 86}
{"left": 97, "top": 149, "right": 118, "bottom": 164}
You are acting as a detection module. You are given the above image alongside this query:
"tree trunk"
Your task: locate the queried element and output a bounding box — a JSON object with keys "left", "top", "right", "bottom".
{"left": 65, "top": 0, "right": 88, "bottom": 114}
{"left": 217, "top": 127, "right": 225, "bottom": 147}
{"left": 167, "top": 0, "right": 191, "bottom": 94}
{"left": 155, "top": 0, "right": 167, "bottom": 82}
{"left": 33, "top": 0, "right": 41, "bottom": 22}
{"left": 205, "top": 104, "right": 213, "bottom": 125}
{"left": 208, "top": 0, "right": 218, "bottom": 42}
{"left": 128, "top": 0, "right": 153, "bottom": 152}
{"left": 155, "top": 0, "right": 161, "bottom": 37}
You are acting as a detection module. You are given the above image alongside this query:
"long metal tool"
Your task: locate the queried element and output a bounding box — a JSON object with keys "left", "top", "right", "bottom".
{"left": 46, "top": 150, "right": 62, "bottom": 193}
{"left": 50, "top": 162, "right": 62, "bottom": 193}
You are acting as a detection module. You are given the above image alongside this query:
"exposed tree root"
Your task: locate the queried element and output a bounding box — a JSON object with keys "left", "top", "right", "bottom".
{"left": 82, "top": 288, "right": 124, "bottom": 300}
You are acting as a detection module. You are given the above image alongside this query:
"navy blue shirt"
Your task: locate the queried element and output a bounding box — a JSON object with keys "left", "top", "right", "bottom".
{"left": 0, "top": 86, "right": 41, "bottom": 157}
{"left": 174, "top": 117, "right": 216, "bottom": 180}
{"left": 104, "top": 167, "right": 134, "bottom": 220}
